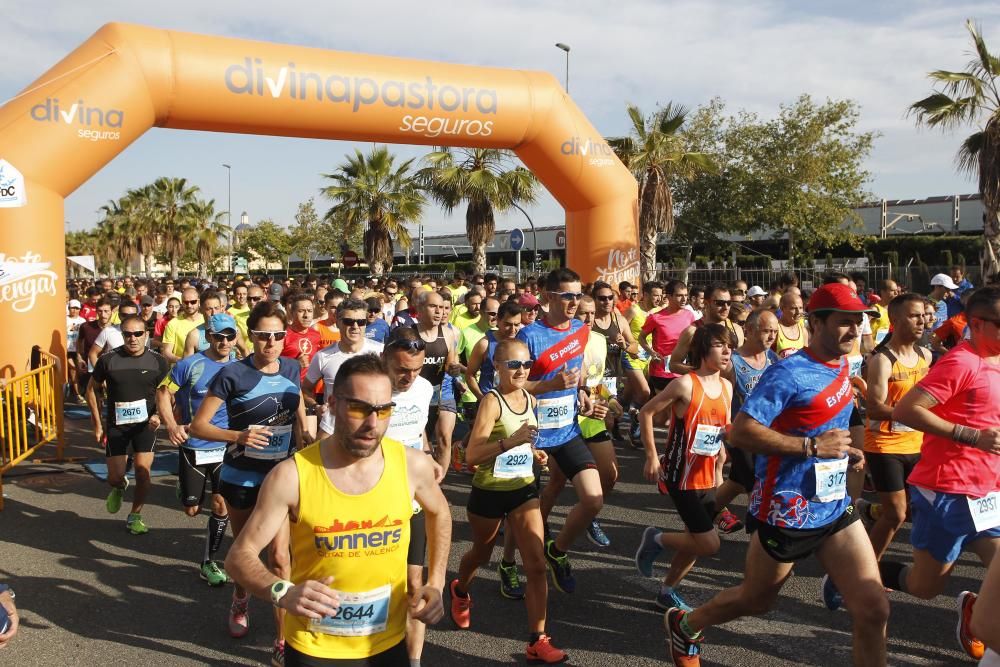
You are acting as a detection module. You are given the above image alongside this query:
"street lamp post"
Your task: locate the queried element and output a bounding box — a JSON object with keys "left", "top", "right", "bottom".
{"left": 511, "top": 203, "right": 539, "bottom": 276}
{"left": 239, "top": 211, "right": 248, "bottom": 273}
{"left": 555, "top": 43, "right": 570, "bottom": 93}
{"left": 222, "top": 163, "right": 232, "bottom": 273}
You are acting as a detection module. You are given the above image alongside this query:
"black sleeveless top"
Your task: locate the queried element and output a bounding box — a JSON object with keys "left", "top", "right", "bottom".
{"left": 592, "top": 313, "right": 624, "bottom": 378}
{"left": 418, "top": 324, "right": 449, "bottom": 387}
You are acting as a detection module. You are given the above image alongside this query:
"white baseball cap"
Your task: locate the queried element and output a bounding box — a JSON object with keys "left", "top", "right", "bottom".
{"left": 930, "top": 273, "right": 959, "bottom": 290}
{"left": 746, "top": 286, "right": 767, "bottom": 298}
{"left": 68, "top": 299, "right": 82, "bottom": 308}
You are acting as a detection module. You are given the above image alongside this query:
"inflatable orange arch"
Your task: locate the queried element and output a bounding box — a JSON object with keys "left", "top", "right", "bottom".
{"left": 0, "top": 23, "right": 638, "bottom": 379}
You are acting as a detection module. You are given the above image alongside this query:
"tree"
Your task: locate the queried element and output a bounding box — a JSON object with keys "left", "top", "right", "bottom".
{"left": 150, "top": 177, "right": 200, "bottom": 278}
{"left": 909, "top": 19, "right": 1000, "bottom": 281}
{"left": 288, "top": 198, "right": 327, "bottom": 273}
{"left": 672, "top": 96, "right": 875, "bottom": 265}
{"left": 321, "top": 147, "right": 424, "bottom": 276}
{"left": 189, "top": 198, "right": 228, "bottom": 277}
{"left": 240, "top": 219, "right": 293, "bottom": 271}
{"left": 608, "top": 103, "right": 718, "bottom": 281}
{"left": 419, "top": 148, "right": 538, "bottom": 275}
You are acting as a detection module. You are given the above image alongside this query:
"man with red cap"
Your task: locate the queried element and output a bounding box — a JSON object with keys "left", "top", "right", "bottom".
{"left": 663, "top": 282, "right": 889, "bottom": 667}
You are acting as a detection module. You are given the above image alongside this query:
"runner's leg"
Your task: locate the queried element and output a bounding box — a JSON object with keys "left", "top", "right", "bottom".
{"left": 868, "top": 489, "right": 908, "bottom": 561}
{"left": 455, "top": 513, "right": 503, "bottom": 592}
{"left": 507, "top": 499, "right": 547, "bottom": 634}
{"left": 554, "top": 468, "right": 602, "bottom": 552}
{"left": 435, "top": 410, "right": 457, "bottom": 475}
{"left": 130, "top": 450, "right": 154, "bottom": 515}
{"left": 587, "top": 440, "right": 618, "bottom": 496}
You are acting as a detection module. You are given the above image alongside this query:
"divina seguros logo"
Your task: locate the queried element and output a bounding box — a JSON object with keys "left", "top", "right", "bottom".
{"left": 224, "top": 58, "right": 498, "bottom": 139}
{"left": 30, "top": 98, "right": 124, "bottom": 142}
{"left": 561, "top": 137, "right": 616, "bottom": 167}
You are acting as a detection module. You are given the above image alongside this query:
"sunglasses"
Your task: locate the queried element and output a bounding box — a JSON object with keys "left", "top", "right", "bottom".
{"left": 596, "top": 295, "right": 615, "bottom": 302}
{"left": 485, "top": 311, "right": 498, "bottom": 317}
{"left": 250, "top": 329, "right": 286, "bottom": 342}
{"left": 554, "top": 291, "right": 584, "bottom": 301}
{"left": 183, "top": 299, "right": 199, "bottom": 305}
{"left": 731, "top": 290, "right": 746, "bottom": 296}
{"left": 121, "top": 330, "right": 146, "bottom": 339}
{"left": 714, "top": 300, "right": 732, "bottom": 308}
{"left": 386, "top": 338, "right": 426, "bottom": 352}
{"left": 248, "top": 296, "right": 263, "bottom": 303}
{"left": 367, "top": 308, "right": 381, "bottom": 314}
{"left": 209, "top": 332, "right": 238, "bottom": 342}
{"left": 503, "top": 359, "right": 534, "bottom": 370}
{"left": 340, "top": 317, "right": 366, "bottom": 328}
{"left": 340, "top": 396, "right": 395, "bottom": 420}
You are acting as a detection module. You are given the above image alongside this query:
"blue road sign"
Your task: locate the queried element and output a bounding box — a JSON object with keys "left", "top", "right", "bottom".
{"left": 509, "top": 228, "right": 525, "bottom": 251}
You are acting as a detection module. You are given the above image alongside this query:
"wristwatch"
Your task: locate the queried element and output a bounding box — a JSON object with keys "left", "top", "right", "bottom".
{"left": 270, "top": 579, "right": 294, "bottom": 607}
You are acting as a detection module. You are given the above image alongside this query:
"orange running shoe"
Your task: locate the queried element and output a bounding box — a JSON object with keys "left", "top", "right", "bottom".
{"left": 449, "top": 579, "right": 471, "bottom": 629}
{"left": 956, "top": 591, "right": 985, "bottom": 660}
{"left": 526, "top": 634, "right": 568, "bottom": 664}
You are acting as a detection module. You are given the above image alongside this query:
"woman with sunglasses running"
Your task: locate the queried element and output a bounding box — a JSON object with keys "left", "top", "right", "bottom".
{"left": 190, "top": 300, "right": 308, "bottom": 666}
{"left": 449, "top": 339, "right": 568, "bottom": 664}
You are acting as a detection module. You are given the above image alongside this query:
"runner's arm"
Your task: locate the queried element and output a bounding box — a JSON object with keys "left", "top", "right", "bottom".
{"left": 891, "top": 387, "right": 953, "bottom": 440}
{"left": 87, "top": 342, "right": 104, "bottom": 370}
{"left": 465, "top": 338, "right": 489, "bottom": 400}
{"left": 730, "top": 412, "right": 849, "bottom": 458}
{"left": 235, "top": 332, "right": 249, "bottom": 359}
{"left": 296, "top": 392, "right": 312, "bottom": 446}
{"left": 155, "top": 384, "right": 187, "bottom": 446}
{"left": 638, "top": 329, "right": 656, "bottom": 359}
{"left": 864, "top": 353, "right": 894, "bottom": 422}
{"left": 638, "top": 377, "right": 688, "bottom": 482}
{"left": 615, "top": 311, "right": 639, "bottom": 356}
{"left": 669, "top": 326, "right": 696, "bottom": 376}
{"left": 190, "top": 392, "right": 270, "bottom": 447}
{"left": 84, "top": 375, "right": 104, "bottom": 441}
{"left": 161, "top": 325, "right": 182, "bottom": 364}
{"left": 464, "top": 392, "right": 504, "bottom": 466}
{"left": 409, "top": 448, "right": 451, "bottom": 591}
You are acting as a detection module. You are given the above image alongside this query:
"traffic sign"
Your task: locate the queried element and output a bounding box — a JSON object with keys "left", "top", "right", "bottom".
{"left": 556, "top": 230, "right": 566, "bottom": 248}
{"left": 509, "top": 228, "right": 525, "bottom": 251}
{"left": 342, "top": 250, "right": 359, "bottom": 268}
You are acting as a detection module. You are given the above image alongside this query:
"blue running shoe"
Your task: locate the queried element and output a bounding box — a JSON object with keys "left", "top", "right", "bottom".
{"left": 544, "top": 539, "right": 576, "bottom": 594}
{"left": 656, "top": 587, "right": 692, "bottom": 612}
{"left": 627, "top": 409, "right": 642, "bottom": 448}
{"left": 586, "top": 519, "right": 611, "bottom": 548}
{"left": 822, "top": 574, "right": 843, "bottom": 611}
{"left": 635, "top": 526, "right": 663, "bottom": 577}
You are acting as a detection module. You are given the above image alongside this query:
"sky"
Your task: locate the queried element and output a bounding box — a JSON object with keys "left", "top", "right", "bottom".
{"left": 3, "top": 0, "right": 1000, "bottom": 238}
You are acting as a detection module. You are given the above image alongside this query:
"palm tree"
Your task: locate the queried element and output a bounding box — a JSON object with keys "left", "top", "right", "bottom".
{"left": 150, "top": 177, "right": 200, "bottom": 278}
{"left": 97, "top": 195, "right": 142, "bottom": 276}
{"left": 321, "top": 147, "right": 424, "bottom": 276}
{"left": 189, "top": 198, "right": 228, "bottom": 277}
{"left": 909, "top": 19, "right": 1000, "bottom": 282}
{"left": 122, "top": 184, "right": 161, "bottom": 276}
{"left": 607, "top": 103, "right": 717, "bottom": 282}
{"left": 419, "top": 149, "right": 538, "bottom": 275}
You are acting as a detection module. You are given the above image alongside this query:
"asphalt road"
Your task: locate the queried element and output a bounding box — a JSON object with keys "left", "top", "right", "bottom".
{"left": 0, "top": 415, "right": 981, "bottom": 666}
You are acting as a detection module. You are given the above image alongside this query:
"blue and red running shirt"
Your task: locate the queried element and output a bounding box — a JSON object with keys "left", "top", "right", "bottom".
{"left": 742, "top": 348, "right": 854, "bottom": 529}
{"left": 517, "top": 318, "right": 589, "bottom": 449}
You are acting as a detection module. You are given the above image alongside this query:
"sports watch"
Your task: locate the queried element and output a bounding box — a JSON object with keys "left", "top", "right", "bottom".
{"left": 270, "top": 579, "right": 294, "bottom": 607}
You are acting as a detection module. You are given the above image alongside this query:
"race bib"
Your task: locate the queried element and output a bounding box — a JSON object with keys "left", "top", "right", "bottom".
{"left": 601, "top": 376, "right": 618, "bottom": 397}
{"left": 114, "top": 399, "right": 148, "bottom": 426}
{"left": 891, "top": 421, "right": 914, "bottom": 433}
{"left": 309, "top": 584, "right": 390, "bottom": 637}
{"left": 690, "top": 424, "right": 722, "bottom": 457}
{"left": 194, "top": 446, "right": 225, "bottom": 465}
{"left": 244, "top": 424, "right": 293, "bottom": 461}
{"left": 968, "top": 491, "right": 1000, "bottom": 532}
{"left": 493, "top": 443, "right": 534, "bottom": 479}
{"left": 537, "top": 395, "right": 574, "bottom": 430}
{"left": 813, "top": 458, "right": 849, "bottom": 503}
{"left": 874, "top": 329, "right": 888, "bottom": 345}
{"left": 847, "top": 355, "right": 864, "bottom": 379}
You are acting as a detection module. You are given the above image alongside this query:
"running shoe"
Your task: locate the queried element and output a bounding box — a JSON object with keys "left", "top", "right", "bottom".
{"left": 656, "top": 587, "right": 692, "bottom": 612}
{"left": 664, "top": 608, "right": 702, "bottom": 666}
{"left": 627, "top": 409, "right": 642, "bottom": 449}
{"left": 526, "top": 634, "right": 568, "bottom": 664}
{"left": 105, "top": 478, "right": 129, "bottom": 514}
{"left": 200, "top": 560, "right": 229, "bottom": 587}
{"left": 821, "top": 574, "right": 843, "bottom": 611}
{"left": 635, "top": 526, "right": 664, "bottom": 578}
{"left": 449, "top": 579, "right": 472, "bottom": 629}
{"left": 271, "top": 639, "right": 285, "bottom": 667}
{"left": 586, "top": 519, "right": 611, "bottom": 547}
{"left": 543, "top": 539, "right": 576, "bottom": 594}
{"left": 498, "top": 562, "right": 525, "bottom": 600}
{"left": 229, "top": 590, "right": 250, "bottom": 638}
{"left": 956, "top": 591, "right": 985, "bottom": 660}
{"left": 715, "top": 509, "right": 744, "bottom": 534}
{"left": 855, "top": 498, "right": 881, "bottom": 527}
{"left": 126, "top": 513, "right": 148, "bottom": 535}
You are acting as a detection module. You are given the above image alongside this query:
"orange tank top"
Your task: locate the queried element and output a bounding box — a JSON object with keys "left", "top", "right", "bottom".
{"left": 662, "top": 373, "right": 732, "bottom": 491}
{"left": 863, "top": 348, "right": 930, "bottom": 455}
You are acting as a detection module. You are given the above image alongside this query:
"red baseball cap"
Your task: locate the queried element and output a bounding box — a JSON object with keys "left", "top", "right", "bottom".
{"left": 806, "top": 283, "right": 878, "bottom": 316}
{"left": 518, "top": 293, "right": 540, "bottom": 308}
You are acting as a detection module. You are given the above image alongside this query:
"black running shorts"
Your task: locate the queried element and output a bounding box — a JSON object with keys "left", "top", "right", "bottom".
{"left": 726, "top": 444, "right": 755, "bottom": 492}
{"left": 408, "top": 510, "right": 426, "bottom": 567}
{"left": 544, "top": 436, "right": 597, "bottom": 480}
{"left": 105, "top": 425, "right": 156, "bottom": 458}
{"left": 747, "top": 508, "right": 859, "bottom": 563}
{"left": 219, "top": 480, "right": 261, "bottom": 511}
{"left": 285, "top": 640, "right": 407, "bottom": 666}
{"left": 667, "top": 487, "right": 717, "bottom": 535}
{"left": 467, "top": 483, "right": 540, "bottom": 519}
{"left": 864, "top": 451, "right": 920, "bottom": 494}
{"left": 178, "top": 447, "right": 223, "bottom": 508}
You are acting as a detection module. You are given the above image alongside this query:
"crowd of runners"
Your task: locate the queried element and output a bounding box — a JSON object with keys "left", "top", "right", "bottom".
{"left": 57, "top": 264, "right": 1000, "bottom": 666}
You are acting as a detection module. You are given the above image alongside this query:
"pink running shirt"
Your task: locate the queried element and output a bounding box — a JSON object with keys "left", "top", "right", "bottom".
{"left": 641, "top": 308, "right": 695, "bottom": 379}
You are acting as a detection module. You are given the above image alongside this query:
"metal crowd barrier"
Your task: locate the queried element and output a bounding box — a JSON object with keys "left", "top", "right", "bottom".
{"left": 0, "top": 350, "right": 63, "bottom": 511}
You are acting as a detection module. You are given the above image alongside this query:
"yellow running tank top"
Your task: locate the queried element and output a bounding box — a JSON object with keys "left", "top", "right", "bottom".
{"left": 472, "top": 389, "right": 538, "bottom": 492}
{"left": 774, "top": 319, "right": 806, "bottom": 359}
{"left": 285, "top": 438, "right": 412, "bottom": 660}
